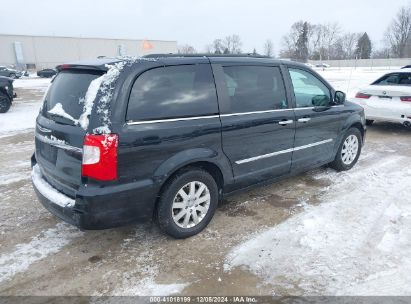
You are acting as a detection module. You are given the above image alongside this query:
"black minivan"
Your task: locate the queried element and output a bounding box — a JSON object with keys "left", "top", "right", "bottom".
{"left": 31, "top": 55, "right": 366, "bottom": 238}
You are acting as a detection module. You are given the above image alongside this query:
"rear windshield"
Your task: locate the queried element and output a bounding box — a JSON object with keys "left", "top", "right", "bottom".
{"left": 372, "top": 73, "right": 411, "bottom": 86}
{"left": 43, "top": 70, "right": 103, "bottom": 125}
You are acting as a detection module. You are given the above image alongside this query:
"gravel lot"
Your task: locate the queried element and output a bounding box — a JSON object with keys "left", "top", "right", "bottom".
{"left": 0, "top": 69, "right": 410, "bottom": 296}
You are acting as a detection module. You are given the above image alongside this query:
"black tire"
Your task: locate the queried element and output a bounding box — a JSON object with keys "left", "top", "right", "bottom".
{"left": 9, "top": 73, "right": 16, "bottom": 79}
{"left": 157, "top": 167, "right": 218, "bottom": 239}
{"left": 0, "top": 92, "right": 11, "bottom": 113}
{"left": 330, "top": 128, "right": 362, "bottom": 172}
{"left": 366, "top": 119, "right": 374, "bottom": 126}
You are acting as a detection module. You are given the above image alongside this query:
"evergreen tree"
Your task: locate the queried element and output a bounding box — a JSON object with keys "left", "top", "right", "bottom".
{"left": 355, "top": 33, "right": 372, "bottom": 59}
{"left": 252, "top": 48, "right": 257, "bottom": 55}
{"left": 295, "top": 22, "right": 309, "bottom": 62}
{"left": 223, "top": 47, "right": 230, "bottom": 54}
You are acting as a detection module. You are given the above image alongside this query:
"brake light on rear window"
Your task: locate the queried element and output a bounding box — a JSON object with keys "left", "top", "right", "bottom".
{"left": 355, "top": 92, "right": 371, "bottom": 99}
{"left": 82, "top": 134, "right": 118, "bottom": 181}
{"left": 400, "top": 96, "right": 411, "bottom": 102}
{"left": 59, "top": 64, "right": 72, "bottom": 70}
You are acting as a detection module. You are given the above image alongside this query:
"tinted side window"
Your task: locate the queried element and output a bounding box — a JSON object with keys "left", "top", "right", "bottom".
{"left": 289, "top": 68, "right": 331, "bottom": 108}
{"left": 127, "top": 64, "right": 218, "bottom": 121}
{"left": 222, "top": 66, "right": 288, "bottom": 113}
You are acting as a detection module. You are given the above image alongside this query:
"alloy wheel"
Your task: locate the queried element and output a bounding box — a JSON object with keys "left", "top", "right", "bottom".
{"left": 172, "top": 181, "right": 211, "bottom": 228}
{"left": 341, "top": 135, "right": 359, "bottom": 165}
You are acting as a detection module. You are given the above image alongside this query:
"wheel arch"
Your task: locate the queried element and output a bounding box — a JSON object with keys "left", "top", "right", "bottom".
{"left": 332, "top": 115, "right": 365, "bottom": 158}
{"left": 153, "top": 148, "right": 232, "bottom": 189}
{"left": 349, "top": 121, "right": 365, "bottom": 143}
{"left": 152, "top": 150, "right": 232, "bottom": 219}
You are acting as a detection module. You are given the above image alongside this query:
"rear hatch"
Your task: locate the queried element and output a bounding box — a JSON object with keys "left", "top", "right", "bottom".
{"left": 35, "top": 69, "right": 104, "bottom": 197}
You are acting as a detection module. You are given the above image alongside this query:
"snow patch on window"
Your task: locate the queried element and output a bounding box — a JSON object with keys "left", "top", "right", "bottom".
{"left": 93, "top": 61, "right": 126, "bottom": 134}
{"left": 59, "top": 57, "right": 159, "bottom": 134}
{"left": 78, "top": 75, "right": 104, "bottom": 130}
{"left": 48, "top": 103, "right": 79, "bottom": 125}
{"left": 31, "top": 164, "right": 75, "bottom": 208}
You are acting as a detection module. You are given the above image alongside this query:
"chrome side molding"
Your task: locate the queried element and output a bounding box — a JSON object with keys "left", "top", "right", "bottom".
{"left": 235, "top": 139, "right": 333, "bottom": 164}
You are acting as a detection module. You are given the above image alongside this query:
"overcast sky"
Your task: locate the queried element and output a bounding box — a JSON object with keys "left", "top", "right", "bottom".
{"left": 1, "top": 0, "right": 410, "bottom": 54}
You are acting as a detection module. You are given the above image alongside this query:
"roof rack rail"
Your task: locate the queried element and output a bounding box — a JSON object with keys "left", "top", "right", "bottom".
{"left": 143, "top": 53, "right": 272, "bottom": 59}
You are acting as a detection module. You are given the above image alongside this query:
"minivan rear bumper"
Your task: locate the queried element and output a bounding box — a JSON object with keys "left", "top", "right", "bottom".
{"left": 31, "top": 162, "right": 157, "bottom": 230}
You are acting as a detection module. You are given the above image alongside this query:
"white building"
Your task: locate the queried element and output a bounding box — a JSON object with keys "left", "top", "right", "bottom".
{"left": 0, "top": 34, "right": 178, "bottom": 70}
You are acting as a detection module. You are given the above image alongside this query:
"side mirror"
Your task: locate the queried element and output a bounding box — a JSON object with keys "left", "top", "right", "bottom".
{"left": 334, "top": 91, "right": 346, "bottom": 104}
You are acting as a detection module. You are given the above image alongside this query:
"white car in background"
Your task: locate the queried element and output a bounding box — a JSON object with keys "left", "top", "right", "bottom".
{"left": 352, "top": 69, "right": 411, "bottom": 127}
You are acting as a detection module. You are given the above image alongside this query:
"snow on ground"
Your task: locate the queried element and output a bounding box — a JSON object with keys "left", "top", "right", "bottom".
{"left": 225, "top": 153, "right": 411, "bottom": 295}
{"left": 0, "top": 171, "right": 29, "bottom": 186}
{"left": 0, "top": 77, "right": 50, "bottom": 137}
{"left": 12, "top": 77, "right": 51, "bottom": 90}
{"left": 94, "top": 228, "right": 189, "bottom": 297}
{"left": 113, "top": 275, "right": 188, "bottom": 296}
{"left": 0, "top": 100, "right": 42, "bottom": 137}
{"left": 0, "top": 223, "right": 83, "bottom": 283}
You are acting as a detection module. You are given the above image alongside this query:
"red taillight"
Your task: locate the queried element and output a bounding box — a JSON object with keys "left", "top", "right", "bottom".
{"left": 82, "top": 134, "right": 118, "bottom": 181}
{"left": 400, "top": 96, "right": 411, "bottom": 102}
{"left": 355, "top": 92, "right": 371, "bottom": 99}
{"left": 59, "top": 64, "right": 72, "bottom": 70}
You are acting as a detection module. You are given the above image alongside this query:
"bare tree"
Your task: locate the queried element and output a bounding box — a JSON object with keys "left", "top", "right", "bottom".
{"left": 279, "top": 21, "right": 307, "bottom": 59}
{"left": 263, "top": 39, "right": 274, "bottom": 57}
{"left": 309, "top": 22, "right": 340, "bottom": 60}
{"left": 332, "top": 32, "right": 361, "bottom": 59}
{"left": 212, "top": 39, "right": 224, "bottom": 54}
{"left": 385, "top": 5, "right": 411, "bottom": 58}
{"left": 309, "top": 24, "right": 325, "bottom": 60}
{"left": 280, "top": 35, "right": 296, "bottom": 58}
{"left": 372, "top": 47, "right": 391, "bottom": 59}
{"left": 342, "top": 33, "right": 361, "bottom": 59}
{"left": 207, "top": 35, "right": 243, "bottom": 54}
{"left": 204, "top": 44, "right": 214, "bottom": 54}
{"left": 178, "top": 44, "right": 196, "bottom": 54}
{"left": 222, "top": 34, "right": 243, "bottom": 54}
{"left": 323, "top": 23, "right": 341, "bottom": 60}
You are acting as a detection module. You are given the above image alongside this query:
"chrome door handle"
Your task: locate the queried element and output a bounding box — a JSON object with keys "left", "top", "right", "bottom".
{"left": 298, "top": 117, "right": 311, "bottom": 123}
{"left": 278, "top": 120, "right": 294, "bottom": 125}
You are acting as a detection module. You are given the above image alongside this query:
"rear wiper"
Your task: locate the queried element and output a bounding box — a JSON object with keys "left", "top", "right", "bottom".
{"left": 47, "top": 103, "right": 79, "bottom": 125}
{"left": 47, "top": 112, "right": 77, "bottom": 125}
